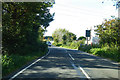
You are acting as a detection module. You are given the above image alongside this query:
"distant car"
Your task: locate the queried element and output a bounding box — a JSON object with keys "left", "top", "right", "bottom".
{"left": 46, "top": 41, "right": 52, "bottom": 47}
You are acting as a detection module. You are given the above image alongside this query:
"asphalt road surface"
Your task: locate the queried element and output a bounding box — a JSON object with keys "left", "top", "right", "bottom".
{"left": 4, "top": 46, "right": 119, "bottom": 80}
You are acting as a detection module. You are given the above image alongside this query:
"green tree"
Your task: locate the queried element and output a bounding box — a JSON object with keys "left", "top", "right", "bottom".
{"left": 2, "top": 2, "right": 54, "bottom": 55}
{"left": 95, "top": 18, "right": 120, "bottom": 46}
{"left": 52, "top": 28, "right": 76, "bottom": 44}
{"left": 62, "top": 35, "right": 67, "bottom": 44}
{"left": 52, "top": 28, "right": 69, "bottom": 43}
{"left": 66, "top": 32, "right": 76, "bottom": 42}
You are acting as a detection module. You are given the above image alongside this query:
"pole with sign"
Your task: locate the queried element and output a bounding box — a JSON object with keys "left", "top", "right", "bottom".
{"left": 86, "top": 30, "right": 91, "bottom": 45}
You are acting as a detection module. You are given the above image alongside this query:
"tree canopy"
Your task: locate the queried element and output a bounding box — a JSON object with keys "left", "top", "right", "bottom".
{"left": 2, "top": 2, "right": 54, "bottom": 55}
{"left": 95, "top": 18, "right": 120, "bottom": 46}
{"left": 52, "top": 28, "right": 76, "bottom": 44}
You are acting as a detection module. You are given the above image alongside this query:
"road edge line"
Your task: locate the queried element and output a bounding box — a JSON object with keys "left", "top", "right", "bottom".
{"left": 9, "top": 49, "right": 50, "bottom": 80}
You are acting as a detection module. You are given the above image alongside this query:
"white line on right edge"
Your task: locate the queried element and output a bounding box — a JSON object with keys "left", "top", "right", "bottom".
{"left": 9, "top": 49, "right": 50, "bottom": 80}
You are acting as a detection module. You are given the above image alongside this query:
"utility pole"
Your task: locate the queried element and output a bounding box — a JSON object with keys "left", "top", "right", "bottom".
{"left": 87, "top": 37, "right": 88, "bottom": 45}
{"left": 118, "top": 1, "right": 120, "bottom": 18}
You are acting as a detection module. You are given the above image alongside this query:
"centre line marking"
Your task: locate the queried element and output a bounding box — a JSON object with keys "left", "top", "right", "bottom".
{"left": 79, "top": 66, "right": 91, "bottom": 80}
{"left": 71, "top": 62, "right": 91, "bottom": 80}
{"left": 68, "top": 53, "right": 75, "bottom": 60}
{"left": 71, "top": 63, "right": 83, "bottom": 77}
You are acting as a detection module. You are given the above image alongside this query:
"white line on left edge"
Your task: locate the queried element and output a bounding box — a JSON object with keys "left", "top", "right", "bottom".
{"left": 9, "top": 49, "right": 50, "bottom": 80}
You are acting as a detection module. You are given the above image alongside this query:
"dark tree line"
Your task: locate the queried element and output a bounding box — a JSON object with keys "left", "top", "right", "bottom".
{"left": 2, "top": 2, "right": 54, "bottom": 55}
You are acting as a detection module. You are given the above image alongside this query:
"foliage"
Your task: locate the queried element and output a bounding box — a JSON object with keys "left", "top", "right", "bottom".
{"left": 2, "top": 49, "right": 48, "bottom": 76}
{"left": 78, "top": 18, "right": 120, "bottom": 62}
{"left": 52, "top": 28, "right": 77, "bottom": 44}
{"left": 66, "top": 32, "right": 77, "bottom": 42}
{"left": 78, "top": 44, "right": 92, "bottom": 52}
{"left": 69, "top": 40, "right": 85, "bottom": 49}
{"left": 78, "top": 43, "right": 120, "bottom": 62}
{"left": 52, "top": 28, "right": 68, "bottom": 43}
{"left": 44, "top": 36, "right": 53, "bottom": 41}
{"left": 62, "top": 35, "right": 67, "bottom": 44}
{"left": 54, "top": 37, "right": 59, "bottom": 44}
{"left": 2, "top": 2, "right": 54, "bottom": 55}
{"left": 78, "top": 36, "right": 86, "bottom": 40}
{"left": 90, "top": 45, "right": 120, "bottom": 62}
{"left": 54, "top": 39, "right": 85, "bottom": 49}
{"left": 95, "top": 18, "right": 120, "bottom": 46}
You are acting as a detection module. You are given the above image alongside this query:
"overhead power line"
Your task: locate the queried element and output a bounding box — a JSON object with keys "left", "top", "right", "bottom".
{"left": 54, "top": 3, "right": 117, "bottom": 18}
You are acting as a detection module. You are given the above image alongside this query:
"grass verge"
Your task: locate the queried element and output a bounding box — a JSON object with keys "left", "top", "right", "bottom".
{"left": 56, "top": 43, "right": 119, "bottom": 62}
{"left": 78, "top": 45, "right": 120, "bottom": 62}
{"left": 2, "top": 50, "right": 48, "bottom": 77}
{"left": 60, "top": 45, "right": 78, "bottom": 49}
{"left": 89, "top": 47, "right": 120, "bottom": 62}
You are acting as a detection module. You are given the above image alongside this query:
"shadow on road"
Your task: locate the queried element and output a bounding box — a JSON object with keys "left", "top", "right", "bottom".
{"left": 2, "top": 47, "right": 119, "bottom": 80}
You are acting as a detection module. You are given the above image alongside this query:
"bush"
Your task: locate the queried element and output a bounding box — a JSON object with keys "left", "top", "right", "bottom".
{"left": 92, "top": 44, "right": 101, "bottom": 48}
{"left": 66, "top": 42, "right": 71, "bottom": 46}
{"left": 56, "top": 43, "right": 62, "bottom": 46}
{"left": 78, "top": 44, "right": 92, "bottom": 52}
{"left": 2, "top": 49, "right": 47, "bottom": 77}
{"left": 90, "top": 45, "right": 120, "bottom": 62}
{"left": 2, "top": 41, "right": 48, "bottom": 76}
{"left": 70, "top": 41, "right": 77, "bottom": 49}
{"left": 66, "top": 40, "right": 85, "bottom": 49}
{"left": 52, "top": 42, "right": 62, "bottom": 47}
{"left": 52, "top": 42, "right": 56, "bottom": 46}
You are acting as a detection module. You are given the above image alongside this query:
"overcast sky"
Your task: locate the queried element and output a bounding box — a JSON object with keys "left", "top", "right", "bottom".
{"left": 44, "top": 0, "right": 118, "bottom": 38}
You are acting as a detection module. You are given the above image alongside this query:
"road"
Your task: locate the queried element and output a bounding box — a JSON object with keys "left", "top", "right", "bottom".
{"left": 4, "top": 46, "right": 119, "bottom": 80}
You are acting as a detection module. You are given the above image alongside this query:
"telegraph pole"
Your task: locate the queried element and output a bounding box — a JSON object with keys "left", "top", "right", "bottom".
{"left": 118, "top": 1, "right": 120, "bottom": 18}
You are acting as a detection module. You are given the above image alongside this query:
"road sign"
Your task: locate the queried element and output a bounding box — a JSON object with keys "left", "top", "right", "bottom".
{"left": 86, "top": 30, "right": 91, "bottom": 37}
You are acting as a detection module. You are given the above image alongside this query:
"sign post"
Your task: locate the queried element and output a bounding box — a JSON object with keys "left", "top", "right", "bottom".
{"left": 86, "top": 30, "right": 91, "bottom": 45}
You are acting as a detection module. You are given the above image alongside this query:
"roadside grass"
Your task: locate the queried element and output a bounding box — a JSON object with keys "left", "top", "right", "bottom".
{"left": 78, "top": 44, "right": 120, "bottom": 62}
{"left": 52, "top": 42, "right": 119, "bottom": 62}
{"left": 52, "top": 40, "right": 84, "bottom": 50}
{"left": 52, "top": 43, "right": 78, "bottom": 49}
{"left": 60, "top": 45, "right": 78, "bottom": 49}
{"left": 89, "top": 46, "right": 119, "bottom": 62}
{"left": 2, "top": 50, "right": 48, "bottom": 77}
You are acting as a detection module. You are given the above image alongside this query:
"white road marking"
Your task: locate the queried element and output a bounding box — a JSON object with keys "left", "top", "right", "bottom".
{"left": 79, "top": 66, "right": 91, "bottom": 80}
{"left": 68, "top": 53, "right": 75, "bottom": 60}
{"left": 67, "top": 51, "right": 91, "bottom": 80}
{"left": 9, "top": 49, "right": 50, "bottom": 80}
{"left": 71, "top": 63, "right": 84, "bottom": 77}
{"left": 71, "top": 62, "right": 91, "bottom": 80}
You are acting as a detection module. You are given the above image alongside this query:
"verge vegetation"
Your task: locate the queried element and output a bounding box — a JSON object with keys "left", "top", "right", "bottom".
{"left": 2, "top": 48, "right": 48, "bottom": 76}
{"left": 52, "top": 28, "right": 85, "bottom": 49}
{"left": 52, "top": 18, "right": 120, "bottom": 62}
{"left": 78, "top": 44, "right": 120, "bottom": 62}
{"left": 2, "top": 2, "right": 54, "bottom": 77}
